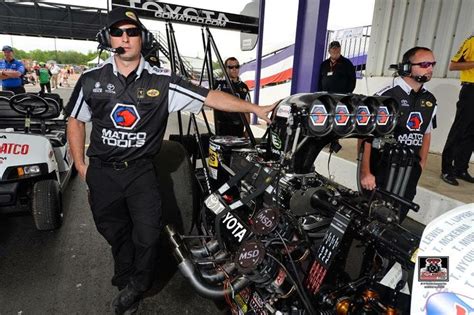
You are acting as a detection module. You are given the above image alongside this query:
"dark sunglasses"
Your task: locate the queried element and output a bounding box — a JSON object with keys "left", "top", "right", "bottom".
{"left": 227, "top": 65, "right": 240, "bottom": 69}
{"left": 412, "top": 61, "right": 436, "bottom": 68}
{"left": 110, "top": 27, "right": 141, "bottom": 37}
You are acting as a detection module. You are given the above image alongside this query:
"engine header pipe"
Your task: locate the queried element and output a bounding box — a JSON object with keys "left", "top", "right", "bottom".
{"left": 165, "top": 225, "right": 250, "bottom": 299}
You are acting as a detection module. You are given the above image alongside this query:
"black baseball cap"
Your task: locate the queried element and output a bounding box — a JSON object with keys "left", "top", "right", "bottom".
{"left": 329, "top": 41, "right": 341, "bottom": 49}
{"left": 107, "top": 7, "right": 142, "bottom": 29}
{"left": 2, "top": 45, "right": 13, "bottom": 52}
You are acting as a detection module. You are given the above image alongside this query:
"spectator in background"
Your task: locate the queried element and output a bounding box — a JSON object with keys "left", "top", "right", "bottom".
{"left": 440, "top": 34, "right": 474, "bottom": 186}
{"left": 50, "top": 62, "right": 60, "bottom": 89}
{"left": 318, "top": 41, "right": 356, "bottom": 93}
{"left": 61, "top": 66, "right": 70, "bottom": 87}
{"left": 37, "top": 62, "right": 52, "bottom": 94}
{"left": 0, "top": 45, "right": 26, "bottom": 94}
{"left": 213, "top": 57, "right": 251, "bottom": 137}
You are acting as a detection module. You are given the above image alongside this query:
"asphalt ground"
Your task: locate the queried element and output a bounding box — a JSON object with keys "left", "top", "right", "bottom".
{"left": 0, "top": 84, "right": 225, "bottom": 314}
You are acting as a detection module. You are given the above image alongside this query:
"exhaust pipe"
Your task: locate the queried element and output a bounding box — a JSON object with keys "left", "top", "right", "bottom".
{"left": 165, "top": 225, "right": 249, "bottom": 299}
{"left": 190, "top": 239, "right": 220, "bottom": 258}
{"left": 200, "top": 262, "right": 237, "bottom": 283}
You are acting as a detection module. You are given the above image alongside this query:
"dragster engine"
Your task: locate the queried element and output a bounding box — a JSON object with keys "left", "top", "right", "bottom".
{"left": 166, "top": 92, "right": 421, "bottom": 314}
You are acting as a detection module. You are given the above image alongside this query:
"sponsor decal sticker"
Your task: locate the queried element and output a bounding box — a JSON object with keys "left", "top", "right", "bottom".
{"left": 418, "top": 256, "right": 449, "bottom": 282}
{"left": 0, "top": 143, "right": 29, "bottom": 155}
{"left": 376, "top": 106, "right": 390, "bottom": 125}
{"left": 356, "top": 106, "right": 370, "bottom": 125}
{"left": 106, "top": 83, "right": 116, "bottom": 94}
{"left": 334, "top": 105, "right": 350, "bottom": 126}
{"left": 93, "top": 82, "right": 102, "bottom": 93}
{"left": 137, "top": 88, "right": 145, "bottom": 99}
{"left": 146, "top": 89, "right": 160, "bottom": 97}
{"left": 406, "top": 112, "right": 423, "bottom": 131}
{"left": 125, "top": 11, "right": 138, "bottom": 21}
{"left": 309, "top": 104, "right": 328, "bottom": 126}
{"left": 110, "top": 104, "right": 140, "bottom": 130}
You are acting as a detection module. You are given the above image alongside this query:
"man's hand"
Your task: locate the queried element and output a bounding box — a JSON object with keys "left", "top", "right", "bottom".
{"left": 254, "top": 102, "right": 277, "bottom": 124}
{"left": 76, "top": 163, "right": 88, "bottom": 181}
{"left": 360, "top": 171, "right": 377, "bottom": 190}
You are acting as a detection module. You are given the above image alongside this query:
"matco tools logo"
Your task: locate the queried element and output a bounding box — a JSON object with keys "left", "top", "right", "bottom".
{"left": 356, "top": 106, "right": 370, "bottom": 125}
{"left": 110, "top": 104, "right": 140, "bottom": 130}
{"left": 334, "top": 105, "right": 350, "bottom": 126}
{"left": 407, "top": 112, "right": 423, "bottom": 131}
{"left": 376, "top": 106, "right": 390, "bottom": 125}
{"left": 310, "top": 104, "right": 328, "bottom": 126}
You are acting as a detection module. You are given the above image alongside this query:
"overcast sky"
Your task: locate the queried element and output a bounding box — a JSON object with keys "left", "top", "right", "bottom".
{"left": 0, "top": 0, "right": 375, "bottom": 62}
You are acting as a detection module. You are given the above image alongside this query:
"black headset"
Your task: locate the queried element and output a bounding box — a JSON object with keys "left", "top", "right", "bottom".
{"left": 397, "top": 60, "right": 412, "bottom": 77}
{"left": 96, "top": 25, "right": 155, "bottom": 51}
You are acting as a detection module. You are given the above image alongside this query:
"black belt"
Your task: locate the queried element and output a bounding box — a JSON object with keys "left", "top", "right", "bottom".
{"left": 89, "top": 157, "right": 151, "bottom": 170}
{"left": 461, "top": 82, "right": 474, "bottom": 86}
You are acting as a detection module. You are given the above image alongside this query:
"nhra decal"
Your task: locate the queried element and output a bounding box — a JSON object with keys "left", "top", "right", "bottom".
{"left": 376, "top": 106, "right": 390, "bottom": 125}
{"left": 426, "top": 292, "right": 474, "bottom": 315}
{"left": 334, "top": 105, "right": 350, "bottom": 126}
{"left": 110, "top": 104, "right": 140, "bottom": 130}
{"left": 0, "top": 143, "right": 29, "bottom": 155}
{"left": 356, "top": 106, "right": 370, "bottom": 125}
{"left": 407, "top": 112, "right": 423, "bottom": 131}
{"left": 309, "top": 104, "right": 328, "bottom": 126}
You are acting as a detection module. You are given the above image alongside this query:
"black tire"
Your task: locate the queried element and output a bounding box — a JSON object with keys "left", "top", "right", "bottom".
{"left": 32, "top": 179, "right": 62, "bottom": 230}
{"left": 154, "top": 140, "right": 196, "bottom": 235}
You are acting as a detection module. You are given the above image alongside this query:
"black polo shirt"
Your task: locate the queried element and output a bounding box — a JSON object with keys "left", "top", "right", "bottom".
{"left": 376, "top": 77, "right": 437, "bottom": 156}
{"left": 66, "top": 56, "right": 209, "bottom": 162}
{"left": 213, "top": 78, "right": 249, "bottom": 125}
{"left": 318, "top": 55, "right": 356, "bottom": 93}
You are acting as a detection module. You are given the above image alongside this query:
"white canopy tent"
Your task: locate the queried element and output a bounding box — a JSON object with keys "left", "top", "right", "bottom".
{"left": 86, "top": 56, "right": 104, "bottom": 67}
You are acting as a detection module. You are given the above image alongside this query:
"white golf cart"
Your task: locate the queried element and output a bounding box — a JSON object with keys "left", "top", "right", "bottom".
{"left": 0, "top": 91, "right": 75, "bottom": 230}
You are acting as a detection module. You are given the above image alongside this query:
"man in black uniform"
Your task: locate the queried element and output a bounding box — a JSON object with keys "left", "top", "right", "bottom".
{"left": 359, "top": 47, "right": 437, "bottom": 221}
{"left": 318, "top": 41, "right": 356, "bottom": 93}
{"left": 66, "top": 7, "right": 275, "bottom": 314}
{"left": 213, "top": 57, "right": 250, "bottom": 136}
{"left": 440, "top": 35, "right": 474, "bottom": 185}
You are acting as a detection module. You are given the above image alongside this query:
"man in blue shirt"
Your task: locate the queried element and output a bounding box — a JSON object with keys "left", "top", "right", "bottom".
{"left": 0, "top": 45, "right": 26, "bottom": 94}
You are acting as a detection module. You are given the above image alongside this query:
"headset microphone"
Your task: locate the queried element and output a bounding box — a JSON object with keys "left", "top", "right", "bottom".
{"left": 98, "top": 44, "right": 125, "bottom": 55}
{"left": 412, "top": 75, "right": 428, "bottom": 83}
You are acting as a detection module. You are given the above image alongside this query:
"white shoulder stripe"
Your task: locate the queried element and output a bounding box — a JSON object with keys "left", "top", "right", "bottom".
{"left": 375, "top": 85, "right": 392, "bottom": 96}
{"left": 170, "top": 83, "right": 206, "bottom": 101}
{"left": 143, "top": 62, "right": 171, "bottom": 76}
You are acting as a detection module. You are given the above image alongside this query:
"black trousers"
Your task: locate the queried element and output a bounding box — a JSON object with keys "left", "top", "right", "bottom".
{"left": 86, "top": 158, "right": 162, "bottom": 292}
{"left": 371, "top": 150, "right": 422, "bottom": 221}
{"left": 2, "top": 86, "right": 25, "bottom": 94}
{"left": 442, "top": 84, "right": 474, "bottom": 175}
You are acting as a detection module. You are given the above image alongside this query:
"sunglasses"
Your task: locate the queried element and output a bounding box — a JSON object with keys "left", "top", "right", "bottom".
{"left": 227, "top": 65, "right": 240, "bottom": 69}
{"left": 110, "top": 27, "right": 141, "bottom": 37}
{"left": 411, "top": 61, "right": 436, "bottom": 68}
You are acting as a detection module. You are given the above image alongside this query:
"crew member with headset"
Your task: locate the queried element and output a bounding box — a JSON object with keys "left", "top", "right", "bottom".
{"left": 213, "top": 57, "right": 251, "bottom": 137}
{"left": 66, "top": 7, "right": 275, "bottom": 314}
{"left": 359, "top": 46, "right": 437, "bottom": 221}
{"left": 0, "top": 45, "right": 26, "bottom": 94}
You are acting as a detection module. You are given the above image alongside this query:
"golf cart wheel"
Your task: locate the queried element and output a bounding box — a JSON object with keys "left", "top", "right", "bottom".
{"left": 32, "top": 179, "right": 62, "bottom": 230}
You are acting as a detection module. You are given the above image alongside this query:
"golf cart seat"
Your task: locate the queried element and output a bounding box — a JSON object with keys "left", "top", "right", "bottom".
{"left": 0, "top": 93, "right": 66, "bottom": 146}
{"left": 0, "top": 90, "right": 14, "bottom": 98}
